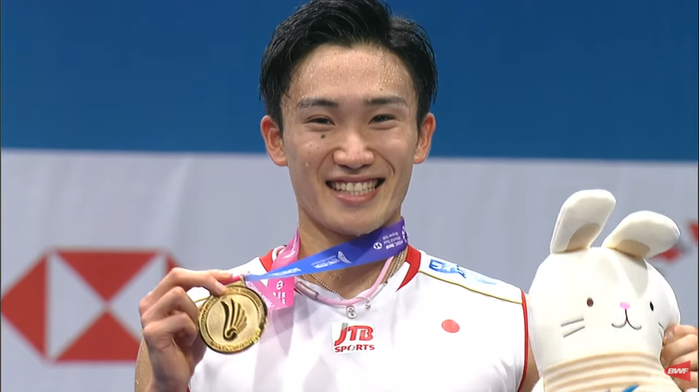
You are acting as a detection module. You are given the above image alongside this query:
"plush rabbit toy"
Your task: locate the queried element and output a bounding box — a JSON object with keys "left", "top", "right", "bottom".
{"left": 528, "top": 189, "right": 695, "bottom": 392}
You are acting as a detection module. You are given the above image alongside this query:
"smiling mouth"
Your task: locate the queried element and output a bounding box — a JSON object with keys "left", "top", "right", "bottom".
{"left": 611, "top": 311, "right": 642, "bottom": 330}
{"left": 326, "top": 179, "right": 385, "bottom": 196}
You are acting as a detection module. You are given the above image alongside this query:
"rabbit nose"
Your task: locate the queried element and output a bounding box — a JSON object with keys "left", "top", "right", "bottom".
{"left": 620, "top": 302, "right": 630, "bottom": 310}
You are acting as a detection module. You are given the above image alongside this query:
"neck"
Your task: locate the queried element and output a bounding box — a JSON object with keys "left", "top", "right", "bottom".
{"left": 296, "top": 213, "right": 403, "bottom": 299}
{"left": 542, "top": 351, "right": 678, "bottom": 392}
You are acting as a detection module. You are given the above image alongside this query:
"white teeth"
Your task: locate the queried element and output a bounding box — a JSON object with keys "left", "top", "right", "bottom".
{"left": 330, "top": 180, "right": 379, "bottom": 195}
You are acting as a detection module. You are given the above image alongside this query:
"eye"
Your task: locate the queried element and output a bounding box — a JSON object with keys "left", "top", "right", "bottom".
{"left": 371, "top": 114, "right": 395, "bottom": 123}
{"left": 309, "top": 117, "right": 333, "bottom": 125}
{"left": 586, "top": 298, "right": 594, "bottom": 307}
{"left": 649, "top": 302, "right": 654, "bottom": 311}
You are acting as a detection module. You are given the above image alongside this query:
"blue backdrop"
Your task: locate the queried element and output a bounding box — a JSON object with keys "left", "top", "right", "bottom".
{"left": 2, "top": 0, "right": 698, "bottom": 161}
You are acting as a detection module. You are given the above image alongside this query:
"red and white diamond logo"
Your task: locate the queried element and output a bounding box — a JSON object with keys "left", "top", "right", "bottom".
{"left": 1, "top": 248, "right": 179, "bottom": 363}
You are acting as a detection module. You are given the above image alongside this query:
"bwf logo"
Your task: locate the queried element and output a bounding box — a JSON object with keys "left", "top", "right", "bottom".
{"left": 665, "top": 361, "right": 691, "bottom": 382}
{"left": 332, "top": 322, "right": 375, "bottom": 354}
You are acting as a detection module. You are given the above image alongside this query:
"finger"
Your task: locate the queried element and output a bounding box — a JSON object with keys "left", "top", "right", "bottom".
{"left": 221, "top": 274, "right": 243, "bottom": 286}
{"left": 673, "top": 371, "right": 698, "bottom": 391}
{"left": 669, "top": 352, "right": 698, "bottom": 371}
{"left": 185, "top": 330, "right": 209, "bottom": 364}
{"left": 143, "top": 312, "right": 198, "bottom": 351}
{"left": 173, "top": 312, "right": 202, "bottom": 348}
{"left": 665, "top": 324, "right": 700, "bottom": 344}
{"left": 149, "top": 268, "right": 232, "bottom": 304}
{"left": 142, "top": 287, "right": 201, "bottom": 327}
{"left": 661, "top": 333, "right": 699, "bottom": 368}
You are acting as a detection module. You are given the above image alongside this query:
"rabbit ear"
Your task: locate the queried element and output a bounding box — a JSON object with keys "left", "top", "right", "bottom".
{"left": 550, "top": 190, "right": 616, "bottom": 254}
{"left": 602, "top": 211, "right": 680, "bottom": 259}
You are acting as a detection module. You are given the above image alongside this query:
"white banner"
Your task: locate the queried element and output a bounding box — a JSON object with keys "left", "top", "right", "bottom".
{"left": 2, "top": 150, "right": 697, "bottom": 391}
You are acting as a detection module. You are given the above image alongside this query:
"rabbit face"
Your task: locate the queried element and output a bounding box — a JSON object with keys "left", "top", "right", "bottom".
{"left": 528, "top": 247, "right": 681, "bottom": 371}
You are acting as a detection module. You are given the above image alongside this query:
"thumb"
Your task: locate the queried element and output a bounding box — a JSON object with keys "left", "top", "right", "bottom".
{"left": 189, "top": 334, "right": 208, "bottom": 364}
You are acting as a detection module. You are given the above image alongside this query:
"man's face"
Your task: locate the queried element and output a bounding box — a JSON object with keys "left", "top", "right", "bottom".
{"left": 261, "top": 44, "right": 435, "bottom": 236}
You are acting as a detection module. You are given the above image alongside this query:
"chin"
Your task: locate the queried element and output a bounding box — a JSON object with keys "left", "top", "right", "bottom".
{"left": 324, "top": 213, "right": 391, "bottom": 237}
{"left": 334, "top": 218, "right": 382, "bottom": 236}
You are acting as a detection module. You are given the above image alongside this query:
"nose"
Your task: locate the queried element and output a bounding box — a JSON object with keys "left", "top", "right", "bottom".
{"left": 620, "top": 302, "right": 630, "bottom": 310}
{"left": 333, "top": 131, "right": 374, "bottom": 170}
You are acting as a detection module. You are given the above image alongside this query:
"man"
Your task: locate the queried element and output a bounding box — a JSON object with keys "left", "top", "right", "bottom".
{"left": 134, "top": 1, "right": 699, "bottom": 391}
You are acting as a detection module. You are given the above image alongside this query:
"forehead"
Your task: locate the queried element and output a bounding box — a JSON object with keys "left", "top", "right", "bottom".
{"left": 285, "top": 44, "right": 416, "bottom": 107}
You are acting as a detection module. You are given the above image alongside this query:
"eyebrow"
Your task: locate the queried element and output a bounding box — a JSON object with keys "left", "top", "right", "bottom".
{"left": 296, "top": 95, "right": 408, "bottom": 110}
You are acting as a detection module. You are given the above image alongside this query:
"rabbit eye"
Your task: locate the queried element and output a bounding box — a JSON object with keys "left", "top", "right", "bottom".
{"left": 586, "top": 298, "right": 594, "bottom": 307}
{"left": 650, "top": 302, "right": 654, "bottom": 311}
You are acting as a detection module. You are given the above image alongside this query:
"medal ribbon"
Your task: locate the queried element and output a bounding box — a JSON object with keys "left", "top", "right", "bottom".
{"left": 241, "top": 219, "right": 408, "bottom": 311}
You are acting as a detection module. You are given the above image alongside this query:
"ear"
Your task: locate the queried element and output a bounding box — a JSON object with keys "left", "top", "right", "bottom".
{"left": 549, "top": 189, "right": 616, "bottom": 254}
{"left": 413, "top": 113, "right": 436, "bottom": 164}
{"left": 602, "top": 211, "right": 680, "bottom": 259}
{"left": 260, "top": 115, "right": 287, "bottom": 167}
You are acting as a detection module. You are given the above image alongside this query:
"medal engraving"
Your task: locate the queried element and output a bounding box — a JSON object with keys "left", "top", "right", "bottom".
{"left": 199, "top": 280, "right": 267, "bottom": 354}
{"left": 221, "top": 298, "right": 247, "bottom": 341}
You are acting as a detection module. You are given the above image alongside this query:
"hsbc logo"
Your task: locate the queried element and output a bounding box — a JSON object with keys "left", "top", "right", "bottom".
{"left": 332, "top": 322, "right": 375, "bottom": 354}
{"left": 1, "top": 248, "right": 179, "bottom": 363}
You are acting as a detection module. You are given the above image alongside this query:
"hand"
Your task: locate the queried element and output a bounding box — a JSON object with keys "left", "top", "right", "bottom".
{"left": 661, "top": 324, "right": 699, "bottom": 390}
{"left": 139, "top": 268, "right": 232, "bottom": 392}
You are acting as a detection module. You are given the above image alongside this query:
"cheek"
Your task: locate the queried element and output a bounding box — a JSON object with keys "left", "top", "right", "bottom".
{"left": 285, "top": 140, "right": 332, "bottom": 192}
{"left": 286, "top": 138, "right": 323, "bottom": 166}
{"left": 376, "top": 136, "right": 415, "bottom": 164}
{"left": 655, "top": 304, "right": 675, "bottom": 327}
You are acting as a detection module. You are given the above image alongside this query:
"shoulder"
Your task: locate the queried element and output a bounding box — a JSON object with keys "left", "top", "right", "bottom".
{"left": 186, "top": 247, "right": 280, "bottom": 304}
{"left": 415, "top": 249, "right": 525, "bottom": 305}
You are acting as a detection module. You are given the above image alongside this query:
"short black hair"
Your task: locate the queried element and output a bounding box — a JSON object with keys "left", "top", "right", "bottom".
{"left": 259, "top": 0, "right": 438, "bottom": 131}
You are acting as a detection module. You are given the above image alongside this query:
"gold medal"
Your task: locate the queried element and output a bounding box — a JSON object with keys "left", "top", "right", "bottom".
{"left": 198, "top": 279, "right": 268, "bottom": 354}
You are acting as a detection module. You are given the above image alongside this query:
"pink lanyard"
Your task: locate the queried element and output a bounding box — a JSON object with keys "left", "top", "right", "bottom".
{"left": 278, "top": 231, "right": 396, "bottom": 304}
